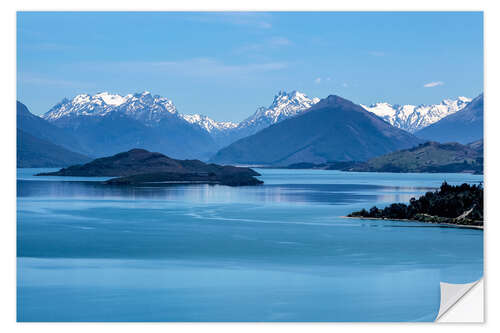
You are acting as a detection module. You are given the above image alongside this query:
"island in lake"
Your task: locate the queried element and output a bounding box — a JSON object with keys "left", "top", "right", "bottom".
{"left": 348, "top": 182, "right": 483, "bottom": 227}
{"left": 37, "top": 148, "right": 263, "bottom": 186}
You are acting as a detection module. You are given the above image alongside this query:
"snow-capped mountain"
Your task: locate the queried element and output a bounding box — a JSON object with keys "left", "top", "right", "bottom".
{"left": 44, "top": 91, "right": 178, "bottom": 126}
{"left": 43, "top": 90, "right": 319, "bottom": 139}
{"left": 205, "top": 90, "right": 320, "bottom": 147}
{"left": 238, "top": 90, "right": 320, "bottom": 130}
{"left": 44, "top": 91, "right": 241, "bottom": 135}
{"left": 42, "top": 91, "right": 222, "bottom": 160}
{"left": 181, "top": 114, "right": 237, "bottom": 133}
{"left": 40, "top": 90, "right": 474, "bottom": 161}
{"left": 361, "top": 97, "right": 471, "bottom": 133}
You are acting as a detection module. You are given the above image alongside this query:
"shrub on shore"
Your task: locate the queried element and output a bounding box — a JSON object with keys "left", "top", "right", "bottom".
{"left": 348, "top": 182, "right": 483, "bottom": 226}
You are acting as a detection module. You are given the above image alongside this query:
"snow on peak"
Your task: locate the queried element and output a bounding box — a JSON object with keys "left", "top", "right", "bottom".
{"left": 43, "top": 91, "right": 237, "bottom": 134}
{"left": 73, "top": 94, "right": 91, "bottom": 105}
{"left": 457, "top": 96, "right": 472, "bottom": 103}
{"left": 42, "top": 90, "right": 472, "bottom": 141}
{"left": 43, "top": 91, "right": 178, "bottom": 125}
{"left": 361, "top": 97, "right": 471, "bottom": 133}
{"left": 240, "top": 90, "right": 319, "bottom": 128}
{"left": 182, "top": 114, "right": 237, "bottom": 133}
{"left": 94, "top": 92, "right": 127, "bottom": 106}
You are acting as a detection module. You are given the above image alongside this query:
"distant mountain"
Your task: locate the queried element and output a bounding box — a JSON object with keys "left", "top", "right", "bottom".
{"left": 17, "top": 101, "right": 87, "bottom": 155}
{"left": 38, "top": 148, "right": 263, "bottom": 186}
{"left": 210, "top": 95, "right": 423, "bottom": 166}
{"left": 233, "top": 90, "right": 320, "bottom": 137}
{"left": 38, "top": 90, "right": 474, "bottom": 161}
{"left": 181, "top": 113, "right": 238, "bottom": 147}
{"left": 17, "top": 129, "right": 90, "bottom": 168}
{"left": 361, "top": 97, "right": 471, "bottom": 133}
{"left": 347, "top": 141, "right": 483, "bottom": 174}
{"left": 17, "top": 101, "right": 91, "bottom": 167}
{"left": 184, "top": 90, "right": 320, "bottom": 147}
{"left": 467, "top": 139, "right": 483, "bottom": 155}
{"left": 41, "top": 90, "right": 320, "bottom": 157}
{"left": 414, "top": 94, "right": 483, "bottom": 144}
{"left": 43, "top": 92, "right": 219, "bottom": 160}
{"left": 182, "top": 113, "right": 238, "bottom": 134}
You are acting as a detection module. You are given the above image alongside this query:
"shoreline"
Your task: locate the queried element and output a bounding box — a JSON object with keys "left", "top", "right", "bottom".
{"left": 341, "top": 216, "right": 484, "bottom": 230}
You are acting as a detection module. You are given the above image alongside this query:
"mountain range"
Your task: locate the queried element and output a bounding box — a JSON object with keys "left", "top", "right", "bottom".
{"left": 361, "top": 96, "right": 471, "bottom": 133}
{"left": 42, "top": 90, "right": 472, "bottom": 145}
{"left": 210, "top": 95, "right": 423, "bottom": 165}
{"left": 42, "top": 92, "right": 218, "bottom": 159}
{"left": 18, "top": 90, "right": 483, "bottom": 168}
{"left": 43, "top": 90, "right": 321, "bottom": 151}
{"left": 414, "top": 94, "right": 483, "bottom": 144}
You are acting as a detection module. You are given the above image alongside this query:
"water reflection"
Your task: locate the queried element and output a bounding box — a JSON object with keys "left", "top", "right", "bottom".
{"left": 17, "top": 168, "right": 484, "bottom": 322}
{"left": 18, "top": 179, "right": 432, "bottom": 207}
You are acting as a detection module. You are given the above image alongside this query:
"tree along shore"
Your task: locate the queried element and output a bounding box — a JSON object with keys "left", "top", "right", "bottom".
{"left": 348, "top": 182, "right": 483, "bottom": 227}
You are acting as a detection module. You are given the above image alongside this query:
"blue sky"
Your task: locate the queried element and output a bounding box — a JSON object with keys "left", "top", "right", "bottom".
{"left": 17, "top": 12, "right": 483, "bottom": 122}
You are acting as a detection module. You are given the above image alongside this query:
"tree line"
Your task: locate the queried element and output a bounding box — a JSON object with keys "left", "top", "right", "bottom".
{"left": 348, "top": 182, "right": 483, "bottom": 226}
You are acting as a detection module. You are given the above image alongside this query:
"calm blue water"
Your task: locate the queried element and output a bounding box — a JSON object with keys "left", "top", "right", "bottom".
{"left": 17, "top": 168, "right": 483, "bottom": 322}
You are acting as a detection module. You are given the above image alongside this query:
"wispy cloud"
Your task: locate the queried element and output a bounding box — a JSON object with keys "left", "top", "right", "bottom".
{"left": 148, "top": 58, "right": 287, "bottom": 77}
{"left": 314, "top": 77, "right": 332, "bottom": 84}
{"left": 269, "top": 37, "right": 292, "bottom": 46}
{"left": 368, "top": 51, "right": 385, "bottom": 57}
{"left": 23, "top": 42, "right": 74, "bottom": 52}
{"left": 19, "top": 74, "right": 89, "bottom": 87}
{"left": 21, "top": 58, "right": 289, "bottom": 91}
{"left": 423, "top": 81, "right": 444, "bottom": 88}
{"left": 234, "top": 37, "right": 292, "bottom": 54}
{"left": 188, "top": 12, "right": 272, "bottom": 29}
{"left": 78, "top": 58, "right": 289, "bottom": 78}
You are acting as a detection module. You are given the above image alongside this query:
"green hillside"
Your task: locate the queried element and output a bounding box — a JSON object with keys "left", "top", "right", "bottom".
{"left": 348, "top": 141, "right": 483, "bottom": 174}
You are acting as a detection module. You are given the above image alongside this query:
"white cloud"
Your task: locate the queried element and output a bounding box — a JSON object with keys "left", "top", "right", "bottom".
{"left": 342, "top": 82, "right": 349, "bottom": 88}
{"left": 269, "top": 37, "right": 292, "bottom": 46}
{"left": 234, "top": 37, "right": 292, "bottom": 54}
{"left": 149, "top": 58, "right": 288, "bottom": 76}
{"left": 20, "top": 74, "right": 88, "bottom": 87}
{"left": 187, "top": 13, "right": 272, "bottom": 29}
{"left": 315, "top": 77, "right": 334, "bottom": 84}
{"left": 423, "top": 81, "right": 444, "bottom": 88}
{"left": 368, "top": 51, "right": 385, "bottom": 57}
{"left": 78, "top": 58, "right": 289, "bottom": 78}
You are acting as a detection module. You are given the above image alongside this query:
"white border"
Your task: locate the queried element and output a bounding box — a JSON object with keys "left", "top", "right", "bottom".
{"left": 2, "top": 0, "right": 498, "bottom": 331}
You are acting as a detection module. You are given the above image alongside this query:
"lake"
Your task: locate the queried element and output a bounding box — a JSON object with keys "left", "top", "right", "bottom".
{"left": 17, "top": 168, "right": 484, "bottom": 322}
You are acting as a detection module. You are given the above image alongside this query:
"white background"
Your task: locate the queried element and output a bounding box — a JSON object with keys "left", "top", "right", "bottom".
{"left": 1, "top": 0, "right": 497, "bottom": 331}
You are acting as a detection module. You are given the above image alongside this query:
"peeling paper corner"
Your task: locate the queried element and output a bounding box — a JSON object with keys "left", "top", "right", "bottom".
{"left": 435, "top": 279, "right": 483, "bottom": 322}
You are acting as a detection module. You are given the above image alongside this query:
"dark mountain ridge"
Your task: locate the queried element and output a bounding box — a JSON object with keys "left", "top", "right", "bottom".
{"left": 42, "top": 93, "right": 220, "bottom": 160}
{"left": 210, "top": 95, "right": 423, "bottom": 165}
{"left": 17, "top": 101, "right": 92, "bottom": 167}
{"left": 46, "top": 112, "right": 219, "bottom": 160}
{"left": 17, "top": 101, "right": 87, "bottom": 155}
{"left": 17, "top": 129, "right": 91, "bottom": 168}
